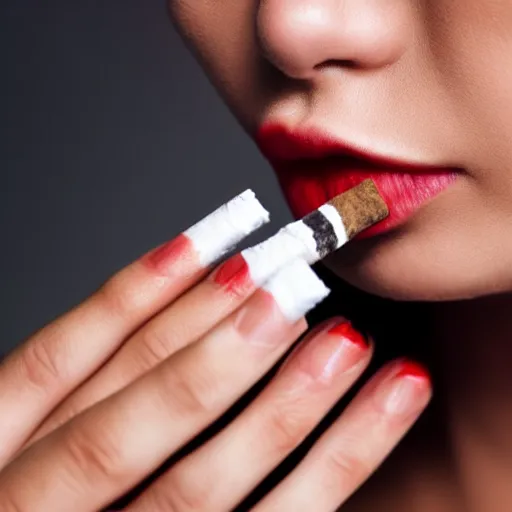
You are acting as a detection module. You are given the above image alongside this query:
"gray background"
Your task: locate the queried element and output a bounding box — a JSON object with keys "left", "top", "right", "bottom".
{"left": 1, "top": 1, "right": 292, "bottom": 355}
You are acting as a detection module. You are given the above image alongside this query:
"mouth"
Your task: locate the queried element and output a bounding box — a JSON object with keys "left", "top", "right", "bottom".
{"left": 256, "top": 124, "right": 458, "bottom": 238}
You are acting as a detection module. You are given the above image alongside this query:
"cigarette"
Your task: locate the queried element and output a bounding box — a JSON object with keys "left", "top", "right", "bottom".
{"left": 185, "top": 189, "right": 270, "bottom": 267}
{"left": 326, "top": 178, "right": 389, "bottom": 241}
{"left": 262, "top": 258, "right": 331, "bottom": 322}
{"left": 241, "top": 179, "right": 388, "bottom": 285}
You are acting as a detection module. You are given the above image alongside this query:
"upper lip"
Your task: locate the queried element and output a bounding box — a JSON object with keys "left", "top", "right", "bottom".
{"left": 257, "top": 124, "right": 451, "bottom": 172}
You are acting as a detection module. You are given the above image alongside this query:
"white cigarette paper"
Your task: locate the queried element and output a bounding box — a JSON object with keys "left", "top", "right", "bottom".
{"left": 185, "top": 189, "right": 270, "bottom": 267}
{"left": 240, "top": 180, "right": 387, "bottom": 282}
{"left": 262, "top": 258, "right": 330, "bottom": 322}
{"left": 240, "top": 209, "right": 345, "bottom": 288}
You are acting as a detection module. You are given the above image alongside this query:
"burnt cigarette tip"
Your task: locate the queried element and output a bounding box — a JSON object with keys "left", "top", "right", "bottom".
{"left": 328, "top": 179, "right": 389, "bottom": 239}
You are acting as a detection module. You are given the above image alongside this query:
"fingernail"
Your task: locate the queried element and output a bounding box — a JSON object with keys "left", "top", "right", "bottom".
{"left": 292, "top": 318, "right": 369, "bottom": 382}
{"left": 213, "top": 254, "right": 252, "bottom": 296}
{"left": 184, "top": 189, "right": 269, "bottom": 267}
{"left": 374, "top": 360, "right": 431, "bottom": 416}
{"left": 327, "top": 320, "right": 369, "bottom": 351}
{"left": 235, "top": 259, "right": 329, "bottom": 343}
{"left": 143, "top": 234, "right": 193, "bottom": 273}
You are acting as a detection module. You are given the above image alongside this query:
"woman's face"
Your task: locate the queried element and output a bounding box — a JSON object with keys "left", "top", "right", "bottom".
{"left": 169, "top": 0, "right": 512, "bottom": 301}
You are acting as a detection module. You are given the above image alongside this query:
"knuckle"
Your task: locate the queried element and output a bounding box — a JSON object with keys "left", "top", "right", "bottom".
{"left": 137, "top": 327, "right": 176, "bottom": 369}
{"left": 323, "top": 441, "right": 373, "bottom": 487}
{"left": 98, "top": 274, "right": 146, "bottom": 319}
{"left": 63, "top": 425, "right": 125, "bottom": 483}
{"left": 264, "top": 405, "right": 310, "bottom": 456}
{"left": 18, "top": 337, "right": 65, "bottom": 393}
{"left": 161, "top": 367, "right": 218, "bottom": 417}
{"left": 149, "top": 472, "right": 212, "bottom": 512}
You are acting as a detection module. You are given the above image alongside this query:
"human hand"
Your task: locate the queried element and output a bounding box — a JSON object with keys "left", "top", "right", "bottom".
{"left": 0, "top": 191, "right": 431, "bottom": 511}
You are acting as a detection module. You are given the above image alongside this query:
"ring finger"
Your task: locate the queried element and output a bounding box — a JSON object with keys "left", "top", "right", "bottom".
{"left": 254, "top": 359, "right": 432, "bottom": 512}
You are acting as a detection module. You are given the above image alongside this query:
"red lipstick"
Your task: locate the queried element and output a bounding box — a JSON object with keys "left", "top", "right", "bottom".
{"left": 256, "top": 124, "right": 457, "bottom": 237}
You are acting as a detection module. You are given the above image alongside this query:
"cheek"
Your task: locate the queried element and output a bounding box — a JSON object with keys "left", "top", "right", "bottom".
{"left": 427, "top": 1, "right": 512, "bottom": 171}
{"left": 168, "top": 0, "right": 263, "bottom": 129}
{"left": 435, "top": 1, "right": 512, "bottom": 245}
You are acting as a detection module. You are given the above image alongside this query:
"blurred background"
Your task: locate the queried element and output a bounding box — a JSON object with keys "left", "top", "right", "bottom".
{"left": 1, "top": 1, "right": 292, "bottom": 355}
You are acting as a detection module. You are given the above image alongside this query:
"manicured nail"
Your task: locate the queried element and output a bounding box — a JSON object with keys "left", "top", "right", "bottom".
{"left": 234, "top": 260, "right": 329, "bottom": 343}
{"left": 184, "top": 189, "right": 269, "bottom": 267}
{"left": 292, "top": 318, "right": 369, "bottom": 382}
{"left": 396, "top": 361, "right": 431, "bottom": 380}
{"left": 213, "top": 253, "right": 251, "bottom": 296}
{"left": 374, "top": 360, "right": 431, "bottom": 416}
{"left": 327, "top": 320, "right": 368, "bottom": 350}
{"left": 144, "top": 234, "right": 193, "bottom": 272}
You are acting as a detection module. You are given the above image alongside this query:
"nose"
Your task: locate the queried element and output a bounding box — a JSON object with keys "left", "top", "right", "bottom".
{"left": 257, "top": 0, "right": 412, "bottom": 79}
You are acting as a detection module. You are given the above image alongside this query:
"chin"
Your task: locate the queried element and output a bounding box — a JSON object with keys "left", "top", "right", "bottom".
{"left": 322, "top": 215, "right": 512, "bottom": 303}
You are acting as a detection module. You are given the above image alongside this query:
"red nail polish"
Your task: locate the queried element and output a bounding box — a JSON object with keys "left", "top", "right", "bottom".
{"left": 328, "top": 320, "right": 369, "bottom": 351}
{"left": 143, "top": 234, "right": 192, "bottom": 273}
{"left": 214, "top": 254, "right": 251, "bottom": 295}
{"left": 396, "top": 360, "right": 430, "bottom": 381}
{"left": 375, "top": 359, "right": 432, "bottom": 415}
{"left": 285, "top": 318, "right": 368, "bottom": 382}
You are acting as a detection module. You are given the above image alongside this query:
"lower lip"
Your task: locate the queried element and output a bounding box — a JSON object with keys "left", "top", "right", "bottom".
{"left": 274, "top": 164, "right": 457, "bottom": 237}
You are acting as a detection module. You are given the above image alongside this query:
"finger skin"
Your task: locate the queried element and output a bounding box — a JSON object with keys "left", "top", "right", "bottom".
{"left": 30, "top": 254, "right": 262, "bottom": 445}
{"left": 253, "top": 360, "right": 432, "bottom": 512}
{"left": 127, "top": 318, "right": 373, "bottom": 512}
{"left": 0, "top": 234, "right": 205, "bottom": 465}
{"left": 0, "top": 289, "right": 306, "bottom": 512}
{"left": 0, "top": 190, "right": 268, "bottom": 465}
